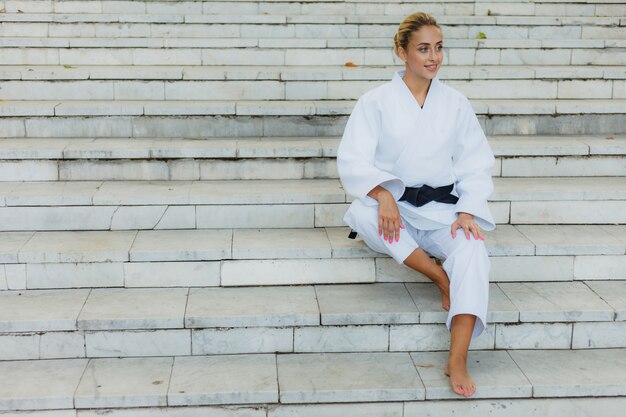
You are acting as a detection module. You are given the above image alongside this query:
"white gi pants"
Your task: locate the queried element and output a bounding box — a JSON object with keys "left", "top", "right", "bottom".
{"left": 345, "top": 199, "right": 490, "bottom": 339}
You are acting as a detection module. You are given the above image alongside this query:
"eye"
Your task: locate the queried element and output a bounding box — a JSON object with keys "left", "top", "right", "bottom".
{"left": 436, "top": 44, "right": 444, "bottom": 51}
{"left": 418, "top": 47, "right": 429, "bottom": 53}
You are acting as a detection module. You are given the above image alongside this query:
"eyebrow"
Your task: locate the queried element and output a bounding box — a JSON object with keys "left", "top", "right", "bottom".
{"left": 416, "top": 41, "right": 443, "bottom": 46}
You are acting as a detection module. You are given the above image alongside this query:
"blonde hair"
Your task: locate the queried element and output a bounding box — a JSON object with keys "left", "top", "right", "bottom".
{"left": 393, "top": 12, "right": 440, "bottom": 57}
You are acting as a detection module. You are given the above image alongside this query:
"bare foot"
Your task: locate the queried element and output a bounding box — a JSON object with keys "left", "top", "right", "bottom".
{"left": 444, "top": 358, "right": 476, "bottom": 397}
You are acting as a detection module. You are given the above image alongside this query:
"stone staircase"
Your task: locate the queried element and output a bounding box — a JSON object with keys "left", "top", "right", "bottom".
{"left": 1, "top": 0, "right": 626, "bottom": 416}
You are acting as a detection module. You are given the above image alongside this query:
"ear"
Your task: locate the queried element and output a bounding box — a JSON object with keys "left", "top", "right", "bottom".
{"left": 398, "top": 46, "right": 408, "bottom": 63}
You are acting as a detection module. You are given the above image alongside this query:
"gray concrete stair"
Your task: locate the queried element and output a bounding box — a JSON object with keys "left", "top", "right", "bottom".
{"left": 0, "top": 177, "right": 625, "bottom": 230}
{"left": 0, "top": 136, "right": 624, "bottom": 181}
{"left": 1, "top": 225, "right": 625, "bottom": 290}
{"left": 0, "top": 281, "right": 624, "bottom": 361}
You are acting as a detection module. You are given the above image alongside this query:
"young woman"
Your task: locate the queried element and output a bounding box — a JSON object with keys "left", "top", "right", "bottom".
{"left": 337, "top": 12, "right": 495, "bottom": 397}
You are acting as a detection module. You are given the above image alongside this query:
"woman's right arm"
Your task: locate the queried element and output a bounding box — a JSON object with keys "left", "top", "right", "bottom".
{"left": 367, "top": 185, "right": 404, "bottom": 243}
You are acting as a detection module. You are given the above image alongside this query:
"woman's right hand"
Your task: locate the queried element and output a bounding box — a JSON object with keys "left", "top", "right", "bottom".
{"left": 368, "top": 186, "right": 404, "bottom": 243}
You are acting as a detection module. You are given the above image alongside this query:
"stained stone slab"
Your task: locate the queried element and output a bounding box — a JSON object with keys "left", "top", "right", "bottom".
{"left": 63, "top": 139, "right": 155, "bottom": 159}
{"left": 130, "top": 229, "right": 232, "bottom": 261}
{"left": 492, "top": 177, "right": 626, "bottom": 201}
{"left": 232, "top": 228, "right": 331, "bottom": 259}
{"left": 269, "top": 402, "right": 403, "bottom": 417}
{"left": 325, "top": 227, "right": 379, "bottom": 258}
{"left": 495, "top": 322, "right": 573, "bottom": 349}
{"left": 374, "top": 258, "right": 431, "bottom": 283}
{"left": 517, "top": 225, "right": 625, "bottom": 255}
{"left": 0, "top": 359, "right": 88, "bottom": 411}
{"left": 26, "top": 262, "right": 124, "bottom": 289}
{"left": 188, "top": 179, "right": 345, "bottom": 205}
{"left": 573, "top": 321, "right": 626, "bottom": 349}
{"left": 390, "top": 324, "right": 496, "bottom": 351}
{"left": 0, "top": 138, "right": 71, "bottom": 159}
{"left": 277, "top": 352, "right": 424, "bottom": 403}
{"left": 78, "top": 288, "right": 188, "bottom": 330}
{"left": 509, "top": 349, "right": 626, "bottom": 397}
{"left": 405, "top": 397, "right": 626, "bottom": 417}
{"left": 18, "top": 231, "right": 136, "bottom": 263}
{"left": 237, "top": 138, "right": 322, "bottom": 158}
{"left": 123, "top": 261, "right": 220, "bottom": 288}
{"left": 193, "top": 327, "right": 293, "bottom": 355}
{"left": 603, "top": 225, "right": 626, "bottom": 250}
{"left": 499, "top": 282, "right": 614, "bottom": 322}
{"left": 75, "top": 357, "right": 173, "bottom": 408}
{"left": 582, "top": 136, "right": 626, "bottom": 155}
{"left": 93, "top": 181, "right": 193, "bottom": 205}
{"left": 5, "top": 182, "right": 102, "bottom": 207}
{"left": 222, "top": 258, "right": 375, "bottom": 286}
{"left": 484, "top": 225, "right": 535, "bottom": 256}
{"left": 0, "top": 183, "right": 19, "bottom": 206}
{"left": 86, "top": 330, "right": 191, "bottom": 357}
{"left": 407, "top": 283, "right": 518, "bottom": 324}
{"left": 585, "top": 281, "right": 626, "bottom": 320}
{"left": 0, "top": 232, "right": 34, "bottom": 263}
{"left": 490, "top": 255, "right": 574, "bottom": 282}
{"left": 488, "top": 136, "right": 590, "bottom": 156}
{"left": 410, "top": 351, "right": 531, "bottom": 399}
{"left": 315, "top": 283, "right": 419, "bottom": 325}
{"left": 150, "top": 139, "right": 237, "bottom": 158}
{"left": 76, "top": 406, "right": 265, "bottom": 417}
{"left": 168, "top": 354, "right": 278, "bottom": 405}
{"left": 0, "top": 289, "right": 90, "bottom": 332}
{"left": 185, "top": 286, "right": 319, "bottom": 328}
{"left": 575, "top": 256, "right": 626, "bottom": 281}
{"left": 294, "top": 324, "right": 389, "bottom": 353}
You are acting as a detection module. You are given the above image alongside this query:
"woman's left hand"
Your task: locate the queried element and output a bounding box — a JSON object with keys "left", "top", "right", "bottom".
{"left": 451, "top": 212, "right": 484, "bottom": 240}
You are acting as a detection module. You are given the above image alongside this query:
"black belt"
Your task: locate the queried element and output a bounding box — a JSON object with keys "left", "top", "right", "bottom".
{"left": 348, "top": 183, "right": 458, "bottom": 239}
{"left": 399, "top": 183, "right": 458, "bottom": 207}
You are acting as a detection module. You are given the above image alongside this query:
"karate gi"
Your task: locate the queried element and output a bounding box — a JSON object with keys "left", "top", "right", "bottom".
{"left": 337, "top": 70, "right": 495, "bottom": 338}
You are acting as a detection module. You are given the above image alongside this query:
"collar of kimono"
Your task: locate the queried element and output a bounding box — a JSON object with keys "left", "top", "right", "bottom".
{"left": 392, "top": 70, "right": 439, "bottom": 111}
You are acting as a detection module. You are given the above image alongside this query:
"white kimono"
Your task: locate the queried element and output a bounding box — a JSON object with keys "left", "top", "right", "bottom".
{"left": 337, "top": 70, "right": 495, "bottom": 338}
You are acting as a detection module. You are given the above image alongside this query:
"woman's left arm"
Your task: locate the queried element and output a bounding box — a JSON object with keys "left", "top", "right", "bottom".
{"left": 451, "top": 97, "right": 496, "bottom": 237}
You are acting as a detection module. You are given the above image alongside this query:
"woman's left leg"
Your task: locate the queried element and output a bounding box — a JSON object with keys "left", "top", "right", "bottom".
{"left": 417, "top": 227, "right": 491, "bottom": 397}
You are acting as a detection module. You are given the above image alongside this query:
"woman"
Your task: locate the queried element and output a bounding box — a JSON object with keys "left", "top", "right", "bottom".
{"left": 337, "top": 12, "right": 495, "bottom": 397}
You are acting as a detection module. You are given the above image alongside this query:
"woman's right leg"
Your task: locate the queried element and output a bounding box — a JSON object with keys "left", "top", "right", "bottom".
{"left": 345, "top": 200, "right": 450, "bottom": 310}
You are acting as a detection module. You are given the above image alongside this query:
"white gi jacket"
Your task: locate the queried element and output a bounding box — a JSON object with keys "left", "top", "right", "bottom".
{"left": 337, "top": 70, "right": 496, "bottom": 231}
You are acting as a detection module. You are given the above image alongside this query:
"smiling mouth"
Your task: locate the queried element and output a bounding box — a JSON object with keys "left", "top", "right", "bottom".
{"left": 425, "top": 65, "right": 438, "bottom": 71}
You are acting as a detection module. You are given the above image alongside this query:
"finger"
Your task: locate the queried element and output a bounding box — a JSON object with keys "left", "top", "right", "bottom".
{"left": 451, "top": 222, "right": 458, "bottom": 238}
{"left": 471, "top": 223, "right": 484, "bottom": 240}
{"left": 381, "top": 218, "right": 387, "bottom": 241}
{"left": 378, "top": 218, "right": 383, "bottom": 237}
{"left": 395, "top": 221, "right": 401, "bottom": 242}
{"left": 463, "top": 224, "right": 471, "bottom": 240}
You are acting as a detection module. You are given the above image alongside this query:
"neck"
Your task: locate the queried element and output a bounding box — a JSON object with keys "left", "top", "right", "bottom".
{"left": 402, "top": 70, "right": 433, "bottom": 97}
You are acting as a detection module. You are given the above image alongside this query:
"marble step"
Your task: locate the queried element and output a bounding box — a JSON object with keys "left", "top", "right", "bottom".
{"left": 4, "top": 0, "right": 625, "bottom": 17}
{"left": 1, "top": 136, "right": 624, "bottom": 181}
{"left": 3, "top": 37, "right": 626, "bottom": 49}
{"left": 3, "top": 44, "right": 625, "bottom": 66}
{"left": 2, "top": 113, "right": 625, "bottom": 138}
{"left": 0, "top": 281, "right": 625, "bottom": 360}
{"left": 1, "top": 178, "right": 626, "bottom": 230}
{"left": 0, "top": 13, "right": 623, "bottom": 27}
{"left": 1, "top": 225, "right": 625, "bottom": 290}
{"left": 0, "top": 348, "right": 625, "bottom": 412}
{"left": 0, "top": 177, "right": 624, "bottom": 229}
{"left": 0, "top": 77, "right": 624, "bottom": 101}
{"left": 1, "top": 98, "right": 625, "bottom": 118}
{"left": 2, "top": 65, "right": 625, "bottom": 82}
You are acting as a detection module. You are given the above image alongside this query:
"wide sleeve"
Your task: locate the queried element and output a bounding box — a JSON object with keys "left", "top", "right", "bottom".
{"left": 337, "top": 96, "right": 405, "bottom": 207}
{"left": 452, "top": 97, "right": 496, "bottom": 231}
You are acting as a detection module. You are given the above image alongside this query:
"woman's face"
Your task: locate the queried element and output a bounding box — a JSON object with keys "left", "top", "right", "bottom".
{"left": 399, "top": 25, "right": 444, "bottom": 81}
